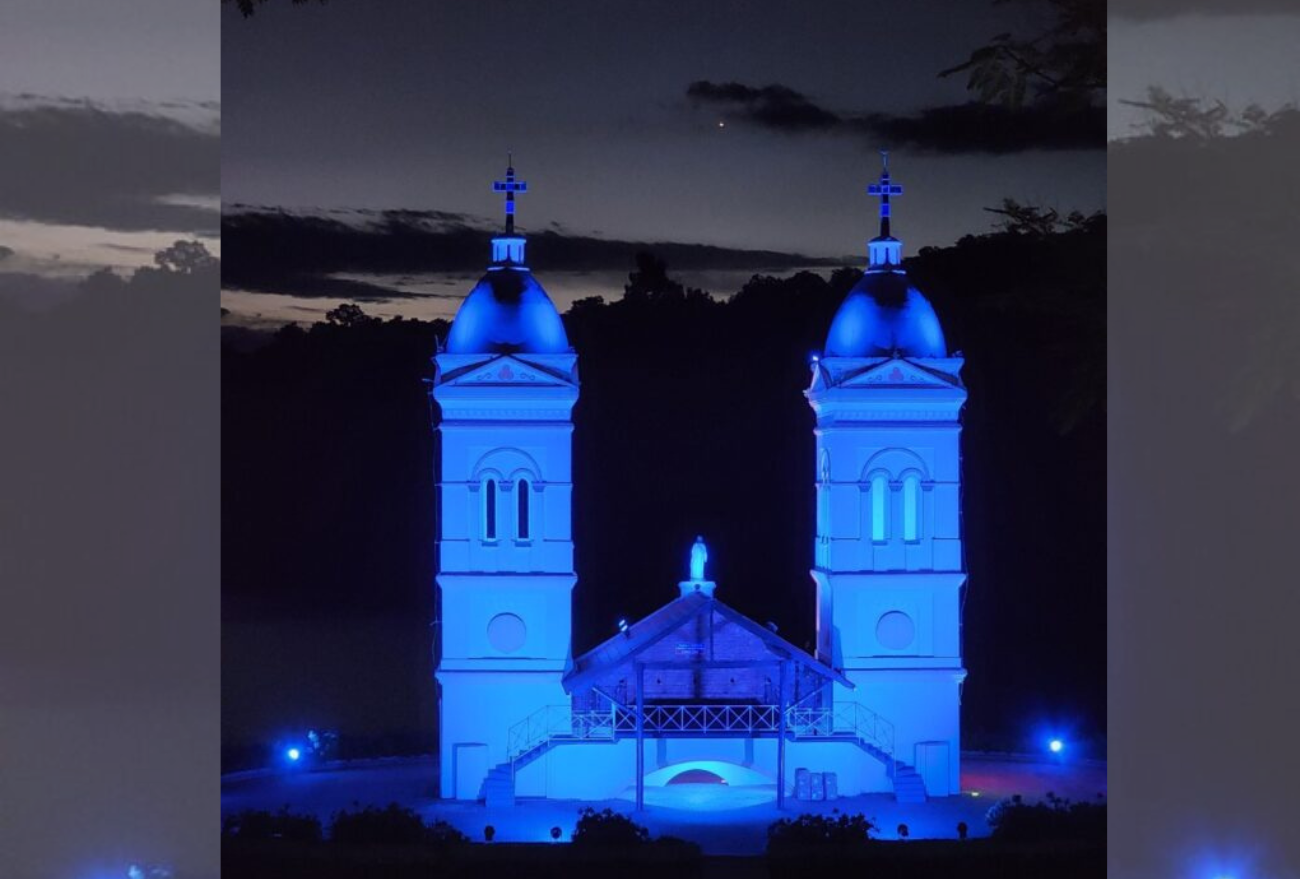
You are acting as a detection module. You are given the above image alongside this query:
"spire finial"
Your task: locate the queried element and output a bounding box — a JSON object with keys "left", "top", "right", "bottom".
{"left": 490, "top": 157, "right": 529, "bottom": 266}
{"left": 492, "top": 156, "right": 527, "bottom": 237}
{"left": 866, "top": 150, "right": 904, "bottom": 269}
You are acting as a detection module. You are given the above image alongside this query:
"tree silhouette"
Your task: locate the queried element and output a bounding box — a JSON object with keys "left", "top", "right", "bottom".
{"left": 224, "top": 0, "right": 325, "bottom": 17}
{"left": 940, "top": 0, "right": 1104, "bottom": 106}
{"left": 325, "top": 302, "right": 378, "bottom": 327}
{"left": 154, "top": 239, "right": 218, "bottom": 275}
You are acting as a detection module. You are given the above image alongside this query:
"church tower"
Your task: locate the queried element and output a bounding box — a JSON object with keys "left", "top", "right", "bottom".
{"left": 806, "top": 154, "right": 967, "bottom": 797}
{"left": 431, "top": 160, "right": 578, "bottom": 800}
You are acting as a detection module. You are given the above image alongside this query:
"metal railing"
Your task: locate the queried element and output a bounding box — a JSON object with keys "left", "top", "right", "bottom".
{"left": 506, "top": 704, "right": 618, "bottom": 763}
{"left": 786, "top": 701, "right": 895, "bottom": 759}
{"left": 639, "top": 703, "right": 782, "bottom": 734}
{"left": 506, "top": 699, "right": 895, "bottom": 768}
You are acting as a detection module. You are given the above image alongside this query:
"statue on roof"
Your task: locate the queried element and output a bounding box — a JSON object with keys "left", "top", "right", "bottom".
{"left": 689, "top": 535, "right": 708, "bottom": 582}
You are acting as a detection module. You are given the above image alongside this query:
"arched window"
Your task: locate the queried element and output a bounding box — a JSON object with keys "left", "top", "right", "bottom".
{"left": 871, "top": 474, "right": 888, "bottom": 542}
{"left": 483, "top": 479, "right": 497, "bottom": 541}
{"left": 517, "top": 478, "right": 530, "bottom": 540}
{"left": 902, "top": 475, "right": 920, "bottom": 541}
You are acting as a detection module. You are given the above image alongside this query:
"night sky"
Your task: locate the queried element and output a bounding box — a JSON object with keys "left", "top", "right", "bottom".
{"left": 221, "top": 0, "right": 1104, "bottom": 325}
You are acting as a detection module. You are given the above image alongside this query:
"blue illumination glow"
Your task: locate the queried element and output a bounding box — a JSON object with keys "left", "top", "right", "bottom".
{"left": 689, "top": 535, "right": 708, "bottom": 581}
{"left": 871, "top": 474, "right": 887, "bottom": 541}
{"left": 287, "top": 747, "right": 301, "bottom": 761}
{"left": 1048, "top": 739, "right": 1063, "bottom": 753}
{"left": 617, "top": 618, "right": 628, "bottom": 632}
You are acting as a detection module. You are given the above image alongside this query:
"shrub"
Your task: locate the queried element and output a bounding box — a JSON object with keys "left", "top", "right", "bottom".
{"left": 328, "top": 803, "right": 467, "bottom": 847}
{"left": 484, "top": 824, "right": 495, "bottom": 842}
{"left": 987, "top": 792, "right": 1106, "bottom": 842}
{"left": 427, "top": 819, "right": 469, "bottom": 848}
{"left": 767, "top": 813, "right": 876, "bottom": 852}
{"left": 330, "top": 804, "right": 427, "bottom": 845}
{"left": 897, "top": 823, "right": 909, "bottom": 839}
{"left": 550, "top": 826, "right": 562, "bottom": 841}
{"left": 221, "top": 808, "right": 322, "bottom": 842}
{"left": 571, "top": 808, "right": 649, "bottom": 846}
{"left": 957, "top": 820, "right": 968, "bottom": 840}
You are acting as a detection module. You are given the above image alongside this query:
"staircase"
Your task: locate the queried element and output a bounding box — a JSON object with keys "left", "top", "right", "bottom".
{"left": 478, "top": 704, "right": 619, "bottom": 806}
{"left": 480, "top": 699, "right": 927, "bottom": 805}
{"left": 787, "top": 700, "right": 927, "bottom": 803}
{"left": 890, "top": 761, "right": 928, "bottom": 803}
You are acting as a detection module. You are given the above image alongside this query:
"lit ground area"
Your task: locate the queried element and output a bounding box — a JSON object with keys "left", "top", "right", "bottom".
{"left": 221, "top": 754, "right": 1104, "bottom": 855}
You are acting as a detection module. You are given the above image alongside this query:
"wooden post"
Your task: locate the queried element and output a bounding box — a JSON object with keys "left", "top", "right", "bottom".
{"left": 635, "top": 662, "right": 645, "bottom": 811}
{"left": 777, "top": 659, "right": 787, "bottom": 810}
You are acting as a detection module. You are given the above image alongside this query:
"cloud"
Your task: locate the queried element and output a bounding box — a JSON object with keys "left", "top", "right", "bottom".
{"left": 0, "top": 100, "right": 219, "bottom": 233}
{"left": 1113, "top": 0, "right": 1300, "bottom": 19}
{"left": 221, "top": 207, "right": 836, "bottom": 300}
{"left": 687, "top": 80, "right": 1103, "bottom": 153}
{"left": 686, "top": 81, "right": 841, "bottom": 131}
{"left": 0, "top": 245, "right": 14, "bottom": 262}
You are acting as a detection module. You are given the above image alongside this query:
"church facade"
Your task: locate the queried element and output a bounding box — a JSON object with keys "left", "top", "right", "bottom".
{"left": 430, "top": 158, "right": 967, "bottom": 807}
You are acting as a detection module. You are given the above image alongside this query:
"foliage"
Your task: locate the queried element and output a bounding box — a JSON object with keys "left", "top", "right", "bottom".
{"left": 328, "top": 803, "right": 466, "bottom": 847}
{"left": 622, "top": 251, "right": 711, "bottom": 305}
{"left": 570, "top": 808, "right": 650, "bottom": 846}
{"left": 986, "top": 792, "right": 1106, "bottom": 842}
{"left": 940, "top": 0, "right": 1104, "bottom": 106}
{"left": 154, "top": 239, "right": 219, "bottom": 275}
{"left": 222, "top": 808, "right": 323, "bottom": 842}
{"left": 1120, "top": 87, "right": 1300, "bottom": 141}
{"left": 326, "top": 302, "right": 380, "bottom": 328}
{"left": 224, "top": 0, "right": 325, "bottom": 16}
{"left": 766, "top": 812, "right": 876, "bottom": 851}
{"left": 483, "top": 824, "right": 495, "bottom": 842}
{"left": 983, "top": 199, "right": 1101, "bottom": 238}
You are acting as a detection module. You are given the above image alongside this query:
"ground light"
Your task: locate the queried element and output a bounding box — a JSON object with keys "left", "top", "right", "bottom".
{"left": 286, "top": 747, "right": 301, "bottom": 762}
{"left": 1049, "top": 738, "right": 1064, "bottom": 754}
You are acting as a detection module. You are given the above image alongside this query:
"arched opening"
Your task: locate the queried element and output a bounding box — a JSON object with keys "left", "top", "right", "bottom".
{"left": 517, "top": 478, "right": 530, "bottom": 539}
{"left": 903, "top": 474, "right": 920, "bottom": 541}
{"left": 871, "top": 473, "right": 888, "bottom": 541}
{"left": 483, "top": 478, "right": 497, "bottom": 541}
{"left": 666, "top": 768, "right": 728, "bottom": 786}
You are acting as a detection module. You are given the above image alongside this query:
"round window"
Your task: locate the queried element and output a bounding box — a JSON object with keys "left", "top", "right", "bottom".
{"left": 875, "top": 611, "right": 915, "bottom": 651}
{"left": 486, "top": 613, "right": 527, "bottom": 654}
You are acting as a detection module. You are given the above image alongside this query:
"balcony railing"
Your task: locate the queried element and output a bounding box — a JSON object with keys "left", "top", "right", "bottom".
{"left": 507, "top": 698, "right": 895, "bottom": 770}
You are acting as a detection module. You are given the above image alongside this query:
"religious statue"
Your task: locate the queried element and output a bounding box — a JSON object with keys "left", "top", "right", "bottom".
{"left": 689, "top": 535, "right": 708, "bottom": 581}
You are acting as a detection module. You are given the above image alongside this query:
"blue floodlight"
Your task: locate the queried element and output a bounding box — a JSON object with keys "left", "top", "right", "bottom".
{"left": 617, "top": 618, "right": 628, "bottom": 633}
{"left": 286, "top": 747, "right": 301, "bottom": 761}
{"left": 1048, "top": 739, "right": 1064, "bottom": 754}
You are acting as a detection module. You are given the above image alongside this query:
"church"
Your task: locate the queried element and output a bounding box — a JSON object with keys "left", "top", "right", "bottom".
{"left": 429, "top": 157, "right": 967, "bottom": 808}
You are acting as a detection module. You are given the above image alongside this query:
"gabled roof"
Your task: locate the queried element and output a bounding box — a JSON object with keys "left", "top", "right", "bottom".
{"left": 562, "top": 592, "right": 852, "bottom": 692}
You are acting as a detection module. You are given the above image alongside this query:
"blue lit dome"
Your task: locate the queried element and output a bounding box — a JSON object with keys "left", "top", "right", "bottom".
{"left": 445, "top": 266, "right": 570, "bottom": 354}
{"left": 824, "top": 269, "right": 947, "bottom": 358}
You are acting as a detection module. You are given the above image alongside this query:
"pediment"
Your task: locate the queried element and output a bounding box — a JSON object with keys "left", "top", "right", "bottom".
{"left": 439, "top": 353, "right": 573, "bottom": 387}
{"left": 838, "top": 359, "right": 957, "bottom": 389}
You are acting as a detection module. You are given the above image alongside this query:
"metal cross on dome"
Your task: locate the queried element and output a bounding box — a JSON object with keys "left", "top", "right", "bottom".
{"left": 867, "top": 150, "right": 903, "bottom": 239}
{"left": 492, "top": 154, "right": 528, "bottom": 235}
